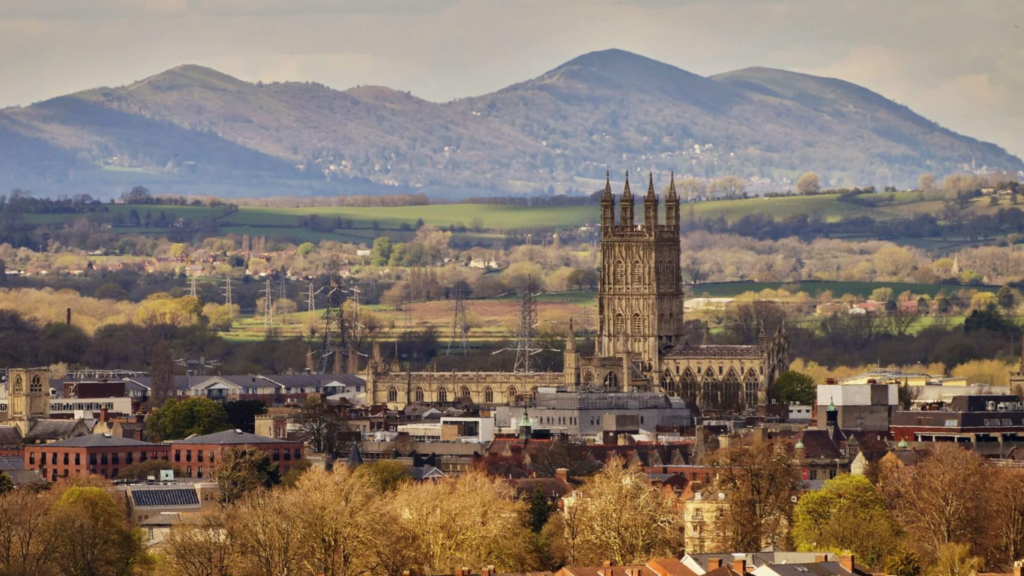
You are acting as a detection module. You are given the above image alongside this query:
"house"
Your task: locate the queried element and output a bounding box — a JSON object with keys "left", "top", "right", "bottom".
{"left": 557, "top": 558, "right": 697, "bottom": 576}
{"left": 23, "top": 434, "right": 170, "bottom": 482}
{"left": 682, "top": 552, "right": 841, "bottom": 575}
{"left": 751, "top": 556, "right": 862, "bottom": 576}
{"left": 167, "top": 429, "right": 304, "bottom": 479}
{"left": 682, "top": 487, "right": 729, "bottom": 554}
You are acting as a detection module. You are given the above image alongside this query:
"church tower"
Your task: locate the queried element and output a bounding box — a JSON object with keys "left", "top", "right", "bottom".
{"left": 563, "top": 318, "right": 580, "bottom": 386}
{"left": 8, "top": 368, "right": 50, "bottom": 436}
{"left": 598, "top": 172, "right": 684, "bottom": 361}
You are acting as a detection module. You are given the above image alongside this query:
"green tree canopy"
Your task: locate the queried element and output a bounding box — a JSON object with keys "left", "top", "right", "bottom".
{"left": 772, "top": 370, "right": 816, "bottom": 405}
{"left": 146, "top": 397, "right": 230, "bottom": 441}
{"left": 793, "top": 474, "right": 902, "bottom": 569}
{"left": 216, "top": 445, "right": 281, "bottom": 504}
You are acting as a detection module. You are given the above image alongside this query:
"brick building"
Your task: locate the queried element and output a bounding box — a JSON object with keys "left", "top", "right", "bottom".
{"left": 167, "top": 429, "right": 304, "bottom": 479}
{"left": 23, "top": 434, "right": 169, "bottom": 482}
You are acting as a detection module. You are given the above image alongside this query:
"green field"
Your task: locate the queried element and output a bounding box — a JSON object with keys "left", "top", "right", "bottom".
{"left": 687, "top": 194, "right": 894, "bottom": 222}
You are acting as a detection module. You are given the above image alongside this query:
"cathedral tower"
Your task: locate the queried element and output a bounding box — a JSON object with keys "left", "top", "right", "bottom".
{"left": 8, "top": 368, "right": 50, "bottom": 436}
{"left": 598, "top": 172, "right": 684, "bottom": 361}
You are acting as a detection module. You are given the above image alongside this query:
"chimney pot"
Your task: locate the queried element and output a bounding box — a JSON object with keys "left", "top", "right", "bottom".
{"left": 814, "top": 555, "right": 826, "bottom": 563}
{"left": 734, "top": 560, "right": 746, "bottom": 574}
{"left": 708, "top": 559, "right": 722, "bottom": 571}
{"left": 840, "top": 555, "right": 854, "bottom": 573}
{"left": 603, "top": 560, "right": 613, "bottom": 567}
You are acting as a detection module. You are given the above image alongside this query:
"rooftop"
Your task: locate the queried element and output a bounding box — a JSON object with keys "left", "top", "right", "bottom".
{"left": 172, "top": 429, "right": 302, "bottom": 445}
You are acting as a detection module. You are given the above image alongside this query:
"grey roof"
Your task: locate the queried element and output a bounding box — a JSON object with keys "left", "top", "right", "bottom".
{"left": 0, "top": 455, "right": 24, "bottom": 471}
{"left": 347, "top": 443, "right": 364, "bottom": 467}
{"left": 6, "top": 469, "right": 42, "bottom": 486}
{"left": 0, "top": 426, "right": 22, "bottom": 445}
{"left": 761, "top": 563, "right": 852, "bottom": 576}
{"left": 173, "top": 429, "right": 301, "bottom": 445}
{"left": 685, "top": 553, "right": 840, "bottom": 571}
{"left": 131, "top": 488, "right": 200, "bottom": 508}
{"left": 46, "top": 434, "right": 158, "bottom": 448}
{"left": 23, "top": 419, "right": 87, "bottom": 441}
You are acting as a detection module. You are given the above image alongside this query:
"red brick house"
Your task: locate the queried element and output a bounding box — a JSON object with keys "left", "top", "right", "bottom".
{"left": 24, "top": 434, "right": 170, "bottom": 482}
{"left": 167, "top": 429, "right": 304, "bottom": 480}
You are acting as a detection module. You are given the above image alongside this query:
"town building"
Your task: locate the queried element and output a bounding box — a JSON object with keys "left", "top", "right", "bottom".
{"left": 891, "top": 395, "right": 1024, "bottom": 456}
{"left": 815, "top": 383, "right": 896, "bottom": 432}
{"left": 367, "top": 174, "right": 788, "bottom": 412}
{"left": 167, "top": 429, "right": 305, "bottom": 479}
{"left": 23, "top": 434, "right": 169, "bottom": 481}
{"left": 494, "top": 390, "right": 692, "bottom": 437}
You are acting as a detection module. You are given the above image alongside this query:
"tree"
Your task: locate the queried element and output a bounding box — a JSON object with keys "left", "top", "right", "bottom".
{"left": 792, "top": 474, "right": 901, "bottom": 569}
{"left": 893, "top": 445, "right": 986, "bottom": 560}
{"left": 0, "top": 472, "right": 12, "bottom": 495}
{"left": 146, "top": 397, "right": 230, "bottom": 441}
{"left": 148, "top": 339, "right": 175, "bottom": 408}
{"left": 772, "top": 370, "right": 815, "bottom": 405}
{"left": 559, "top": 458, "right": 681, "bottom": 566}
{"left": 795, "top": 172, "right": 821, "bottom": 195}
{"left": 225, "top": 489, "right": 300, "bottom": 576}
{"left": 530, "top": 438, "right": 601, "bottom": 478}
{"left": 528, "top": 488, "right": 555, "bottom": 533}
{"left": 885, "top": 548, "right": 922, "bottom": 576}
{"left": 164, "top": 513, "right": 232, "bottom": 576}
{"left": 997, "top": 285, "right": 1016, "bottom": 309}
{"left": 202, "top": 303, "right": 239, "bottom": 332}
{"left": 990, "top": 470, "right": 1024, "bottom": 570}
{"left": 298, "top": 397, "right": 349, "bottom": 456}
{"left": 216, "top": 446, "right": 281, "bottom": 504}
{"left": 885, "top": 306, "right": 920, "bottom": 337}
{"left": 372, "top": 237, "right": 393, "bottom": 266}
{"left": 296, "top": 242, "right": 316, "bottom": 257}
{"left": 713, "top": 439, "right": 800, "bottom": 551}
{"left": 918, "top": 173, "right": 937, "bottom": 194}
{"left": 567, "top": 268, "right": 599, "bottom": 292}
{"left": 709, "top": 176, "right": 746, "bottom": 198}
{"left": 224, "top": 399, "right": 267, "bottom": 434}
{"left": 353, "top": 460, "right": 411, "bottom": 493}
{"left": 930, "top": 543, "right": 983, "bottom": 576}
{"left": 49, "top": 486, "right": 147, "bottom": 576}
{"left": 0, "top": 488, "right": 57, "bottom": 576}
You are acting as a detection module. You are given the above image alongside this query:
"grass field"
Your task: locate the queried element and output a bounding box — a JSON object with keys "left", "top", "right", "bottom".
{"left": 690, "top": 280, "right": 998, "bottom": 299}
{"left": 687, "top": 194, "right": 894, "bottom": 222}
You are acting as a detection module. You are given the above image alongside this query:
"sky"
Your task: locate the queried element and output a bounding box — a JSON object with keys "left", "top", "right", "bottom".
{"left": 2, "top": 0, "right": 1023, "bottom": 157}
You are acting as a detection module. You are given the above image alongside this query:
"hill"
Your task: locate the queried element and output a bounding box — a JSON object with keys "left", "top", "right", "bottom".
{"left": 0, "top": 50, "right": 1019, "bottom": 197}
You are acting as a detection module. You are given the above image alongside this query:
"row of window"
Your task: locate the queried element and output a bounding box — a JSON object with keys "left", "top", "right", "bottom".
{"left": 30, "top": 450, "right": 167, "bottom": 467}
{"left": 387, "top": 386, "right": 517, "bottom": 404}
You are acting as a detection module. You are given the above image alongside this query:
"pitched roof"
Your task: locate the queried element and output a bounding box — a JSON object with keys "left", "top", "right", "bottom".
{"left": 0, "top": 426, "right": 22, "bottom": 445}
{"left": 23, "top": 419, "right": 88, "bottom": 442}
{"left": 647, "top": 558, "right": 700, "bottom": 576}
{"left": 172, "top": 429, "right": 302, "bottom": 445}
{"left": 46, "top": 434, "right": 159, "bottom": 448}
{"left": 756, "top": 563, "right": 853, "bottom": 576}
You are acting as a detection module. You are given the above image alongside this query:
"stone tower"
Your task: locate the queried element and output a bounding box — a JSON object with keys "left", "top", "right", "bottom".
{"left": 597, "top": 172, "right": 683, "bottom": 361}
{"left": 563, "top": 318, "right": 580, "bottom": 386}
{"left": 8, "top": 368, "right": 49, "bottom": 435}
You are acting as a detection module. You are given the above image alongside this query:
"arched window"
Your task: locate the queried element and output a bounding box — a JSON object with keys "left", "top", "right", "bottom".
{"left": 614, "top": 313, "right": 624, "bottom": 335}
{"left": 603, "top": 371, "right": 619, "bottom": 390}
{"left": 460, "top": 386, "right": 471, "bottom": 400}
{"left": 744, "top": 369, "right": 760, "bottom": 408}
{"left": 387, "top": 386, "right": 398, "bottom": 403}
{"left": 632, "top": 313, "right": 643, "bottom": 335}
{"left": 484, "top": 387, "right": 494, "bottom": 403}
{"left": 614, "top": 260, "right": 626, "bottom": 285}
{"left": 29, "top": 375, "right": 41, "bottom": 393}
{"left": 632, "top": 260, "right": 643, "bottom": 284}
{"left": 507, "top": 387, "right": 517, "bottom": 402}
{"left": 722, "top": 369, "right": 742, "bottom": 410}
{"left": 680, "top": 368, "right": 697, "bottom": 401}
{"left": 12, "top": 376, "right": 22, "bottom": 394}
{"left": 415, "top": 387, "right": 424, "bottom": 403}
{"left": 437, "top": 388, "right": 448, "bottom": 403}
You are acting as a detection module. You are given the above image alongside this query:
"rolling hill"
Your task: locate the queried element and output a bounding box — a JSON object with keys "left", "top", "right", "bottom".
{"left": 0, "top": 49, "right": 1019, "bottom": 198}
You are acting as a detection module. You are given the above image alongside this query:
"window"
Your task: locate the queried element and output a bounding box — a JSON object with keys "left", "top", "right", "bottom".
{"left": 294, "top": 448, "right": 301, "bottom": 459}
{"left": 460, "top": 387, "right": 471, "bottom": 400}
{"left": 1004, "top": 419, "right": 1013, "bottom": 426}
{"left": 614, "top": 314, "right": 624, "bottom": 334}
{"left": 484, "top": 387, "right": 494, "bottom": 403}
{"left": 52, "top": 470, "right": 57, "bottom": 482}
{"left": 90, "top": 454, "right": 97, "bottom": 466}
{"left": 198, "top": 467, "right": 203, "bottom": 479}
{"left": 507, "top": 387, "right": 517, "bottom": 401}
{"left": 112, "top": 469, "right": 118, "bottom": 478}
{"left": 273, "top": 449, "right": 280, "bottom": 461}
{"left": 632, "top": 313, "right": 642, "bottom": 334}
{"left": 632, "top": 260, "right": 643, "bottom": 283}
{"left": 718, "top": 366, "right": 723, "bottom": 375}
{"left": 945, "top": 419, "right": 958, "bottom": 427}
{"left": 186, "top": 450, "right": 191, "bottom": 463}
{"left": 210, "top": 452, "right": 215, "bottom": 464}
{"left": 126, "top": 452, "right": 133, "bottom": 465}
{"left": 284, "top": 450, "right": 291, "bottom": 461}
{"left": 187, "top": 466, "right": 192, "bottom": 476}
{"left": 100, "top": 454, "right": 108, "bottom": 465}
{"left": 75, "top": 453, "right": 80, "bottom": 465}
{"left": 175, "top": 450, "right": 181, "bottom": 462}
{"left": 63, "top": 453, "right": 69, "bottom": 465}
{"left": 437, "top": 388, "right": 448, "bottom": 403}
{"left": 30, "top": 375, "right": 42, "bottom": 393}
{"left": 614, "top": 260, "right": 626, "bottom": 285}
{"left": 415, "top": 387, "right": 424, "bottom": 403}
{"left": 29, "top": 452, "right": 35, "bottom": 465}
{"left": 12, "top": 376, "right": 22, "bottom": 394}
{"left": 197, "top": 451, "right": 203, "bottom": 463}
{"left": 809, "top": 469, "right": 818, "bottom": 480}
{"left": 51, "top": 453, "right": 57, "bottom": 465}
{"left": 112, "top": 453, "right": 119, "bottom": 465}
{"left": 388, "top": 387, "right": 398, "bottom": 403}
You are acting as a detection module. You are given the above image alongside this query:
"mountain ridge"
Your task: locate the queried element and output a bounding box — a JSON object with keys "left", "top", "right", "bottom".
{"left": 0, "top": 49, "right": 1018, "bottom": 198}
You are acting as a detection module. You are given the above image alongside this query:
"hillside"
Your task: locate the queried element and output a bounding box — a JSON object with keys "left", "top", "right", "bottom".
{"left": 0, "top": 50, "right": 1020, "bottom": 197}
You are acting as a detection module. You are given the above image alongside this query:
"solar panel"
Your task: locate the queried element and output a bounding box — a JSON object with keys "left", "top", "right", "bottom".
{"left": 131, "top": 488, "right": 200, "bottom": 508}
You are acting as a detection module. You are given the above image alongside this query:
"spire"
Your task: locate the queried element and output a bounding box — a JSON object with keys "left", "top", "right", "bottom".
{"left": 646, "top": 172, "right": 656, "bottom": 200}
{"left": 566, "top": 317, "right": 577, "bottom": 352}
{"left": 603, "top": 171, "right": 613, "bottom": 199}
{"left": 601, "top": 170, "right": 615, "bottom": 229}
{"left": 667, "top": 172, "right": 678, "bottom": 200}
{"left": 620, "top": 171, "right": 634, "bottom": 226}
{"left": 622, "top": 171, "right": 632, "bottom": 198}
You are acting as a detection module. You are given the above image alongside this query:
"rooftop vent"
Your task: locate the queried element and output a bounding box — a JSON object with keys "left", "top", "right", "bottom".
{"left": 235, "top": 429, "right": 243, "bottom": 434}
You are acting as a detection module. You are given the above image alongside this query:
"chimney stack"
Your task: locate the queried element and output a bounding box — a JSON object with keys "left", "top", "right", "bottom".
{"left": 603, "top": 560, "right": 613, "bottom": 567}
{"left": 708, "top": 559, "right": 722, "bottom": 571}
{"left": 66, "top": 308, "right": 72, "bottom": 325}
{"left": 556, "top": 468, "right": 569, "bottom": 483}
{"left": 814, "top": 555, "right": 826, "bottom": 563}
{"left": 733, "top": 560, "right": 747, "bottom": 574}
{"left": 839, "top": 555, "right": 854, "bottom": 573}
{"left": 99, "top": 408, "right": 108, "bottom": 422}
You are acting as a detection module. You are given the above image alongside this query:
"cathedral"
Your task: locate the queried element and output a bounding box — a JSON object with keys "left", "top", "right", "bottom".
{"left": 367, "top": 173, "right": 788, "bottom": 411}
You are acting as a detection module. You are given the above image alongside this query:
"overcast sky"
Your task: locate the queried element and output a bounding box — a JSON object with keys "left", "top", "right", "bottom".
{"left": 2, "top": 0, "right": 1022, "bottom": 157}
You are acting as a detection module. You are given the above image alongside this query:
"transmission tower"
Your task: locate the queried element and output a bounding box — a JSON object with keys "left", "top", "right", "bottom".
{"left": 261, "top": 278, "right": 274, "bottom": 333}
{"left": 315, "top": 260, "right": 354, "bottom": 374}
{"left": 512, "top": 277, "right": 540, "bottom": 373}
{"left": 307, "top": 281, "right": 316, "bottom": 313}
{"left": 188, "top": 276, "right": 198, "bottom": 298}
{"left": 279, "top": 275, "right": 287, "bottom": 302}
{"left": 446, "top": 282, "right": 470, "bottom": 355}
{"left": 222, "top": 277, "right": 233, "bottom": 306}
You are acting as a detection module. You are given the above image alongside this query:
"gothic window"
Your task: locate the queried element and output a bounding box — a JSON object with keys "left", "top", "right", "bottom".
{"left": 507, "top": 387, "right": 518, "bottom": 402}
{"left": 614, "top": 260, "right": 626, "bottom": 285}
{"left": 415, "top": 387, "right": 424, "bottom": 403}
{"left": 680, "top": 368, "right": 697, "bottom": 401}
{"left": 721, "top": 369, "right": 742, "bottom": 410}
{"left": 700, "top": 370, "right": 719, "bottom": 410}
{"left": 12, "top": 376, "right": 22, "bottom": 394}
{"left": 387, "top": 387, "right": 398, "bottom": 403}
{"left": 744, "top": 369, "right": 760, "bottom": 408}
{"left": 632, "top": 260, "right": 643, "bottom": 284}
{"left": 583, "top": 371, "right": 594, "bottom": 388}
{"left": 614, "top": 314, "right": 624, "bottom": 335}
{"left": 662, "top": 370, "right": 677, "bottom": 395}
{"left": 603, "top": 371, "right": 619, "bottom": 390}
{"left": 484, "top": 387, "right": 494, "bottom": 403}
{"left": 29, "top": 375, "right": 41, "bottom": 394}
{"left": 460, "top": 387, "right": 472, "bottom": 400}
{"left": 437, "top": 388, "right": 448, "bottom": 403}
{"left": 632, "top": 313, "right": 643, "bottom": 335}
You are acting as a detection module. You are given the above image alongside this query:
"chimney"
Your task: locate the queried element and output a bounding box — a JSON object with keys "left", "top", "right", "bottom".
{"left": 99, "top": 408, "right": 108, "bottom": 422}
{"left": 708, "top": 559, "right": 722, "bottom": 571}
{"left": 733, "top": 560, "right": 746, "bottom": 574}
{"left": 839, "top": 555, "right": 854, "bottom": 573}
{"left": 402, "top": 572, "right": 410, "bottom": 576}
{"left": 814, "top": 555, "right": 826, "bottom": 563}
{"left": 1014, "top": 565, "right": 1022, "bottom": 576}
{"left": 455, "top": 570, "right": 465, "bottom": 576}
{"left": 66, "top": 308, "right": 72, "bottom": 325}
{"left": 603, "top": 560, "right": 613, "bottom": 567}
{"left": 555, "top": 468, "right": 569, "bottom": 483}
